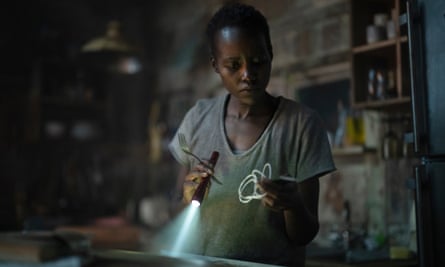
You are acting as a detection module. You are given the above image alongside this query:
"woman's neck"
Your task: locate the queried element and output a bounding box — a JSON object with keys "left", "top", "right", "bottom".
{"left": 226, "top": 93, "right": 278, "bottom": 119}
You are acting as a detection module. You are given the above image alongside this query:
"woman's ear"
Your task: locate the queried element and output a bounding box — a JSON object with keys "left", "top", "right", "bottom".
{"left": 211, "top": 57, "right": 219, "bottom": 73}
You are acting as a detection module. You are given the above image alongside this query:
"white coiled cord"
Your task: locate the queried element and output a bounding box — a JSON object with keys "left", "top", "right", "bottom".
{"left": 238, "top": 163, "right": 272, "bottom": 203}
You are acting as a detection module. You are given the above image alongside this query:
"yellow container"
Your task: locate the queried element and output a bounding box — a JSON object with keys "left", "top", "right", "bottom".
{"left": 390, "top": 246, "right": 411, "bottom": 259}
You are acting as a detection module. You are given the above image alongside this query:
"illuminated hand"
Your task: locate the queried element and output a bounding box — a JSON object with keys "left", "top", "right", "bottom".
{"left": 182, "top": 160, "right": 215, "bottom": 204}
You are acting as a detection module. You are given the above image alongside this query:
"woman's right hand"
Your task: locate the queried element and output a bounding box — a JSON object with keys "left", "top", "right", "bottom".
{"left": 182, "top": 161, "right": 215, "bottom": 203}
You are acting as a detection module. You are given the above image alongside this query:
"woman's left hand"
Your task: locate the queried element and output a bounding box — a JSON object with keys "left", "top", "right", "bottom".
{"left": 259, "top": 176, "right": 321, "bottom": 244}
{"left": 257, "top": 178, "right": 300, "bottom": 212}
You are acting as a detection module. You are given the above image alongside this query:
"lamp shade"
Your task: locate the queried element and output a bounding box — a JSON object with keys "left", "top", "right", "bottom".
{"left": 82, "top": 20, "right": 135, "bottom": 53}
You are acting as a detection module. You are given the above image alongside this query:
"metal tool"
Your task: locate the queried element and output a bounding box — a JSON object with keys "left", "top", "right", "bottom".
{"left": 178, "top": 133, "right": 222, "bottom": 184}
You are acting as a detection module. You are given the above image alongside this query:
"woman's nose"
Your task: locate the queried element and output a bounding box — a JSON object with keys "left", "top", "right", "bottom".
{"left": 240, "top": 64, "right": 257, "bottom": 82}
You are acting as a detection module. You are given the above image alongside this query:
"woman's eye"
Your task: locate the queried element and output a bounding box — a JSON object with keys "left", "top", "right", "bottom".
{"left": 252, "top": 56, "right": 267, "bottom": 65}
{"left": 228, "top": 61, "right": 241, "bottom": 70}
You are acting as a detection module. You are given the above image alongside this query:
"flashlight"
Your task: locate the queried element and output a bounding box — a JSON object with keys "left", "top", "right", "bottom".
{"left": 191, "top": 151, "right": 219, "bottom": 207}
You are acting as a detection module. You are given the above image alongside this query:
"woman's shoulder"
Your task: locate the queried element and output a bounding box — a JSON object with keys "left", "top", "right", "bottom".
{"left": 190, "top": 93, "right": 225, "bottom": 113}
{"left": 278, "top": 96, "right": 318, "bottom": 118}
{"left": 181, "top": 94, "right": 225, "bottom": 128}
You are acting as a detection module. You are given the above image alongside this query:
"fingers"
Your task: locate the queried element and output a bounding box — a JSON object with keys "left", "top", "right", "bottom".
{"left": 258, "top": 178, "right": 298, "bottom": 211}
{"left": 261, "top": 197, "right": 285, "bottom": 212}
{"left": 182, "top": 163, "right": 213, "bottom": 203}
{"left": 193, "top": 160, "right": 215, "bottom": 176}
{"left": 182, "top": 157, "right": 216, "bottom": 204}
{"left": 258, "top": 178, "right": 294, "bottom": 197}
{"left": 184, "top": 161, "right": 213, "bottom": 182}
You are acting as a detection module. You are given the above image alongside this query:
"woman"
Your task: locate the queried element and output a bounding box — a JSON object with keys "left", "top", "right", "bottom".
{"left": 168, "top": 3, "right": 335, "bottom": 266}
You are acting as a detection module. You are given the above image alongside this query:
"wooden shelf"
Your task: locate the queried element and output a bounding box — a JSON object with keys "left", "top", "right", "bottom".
{"left": 352, "top": 96, "right": 411, "bottom": 110}
{"left": 350, "top": 0, "right": 411, "bottom": 111}
{"left": 331, "top": 145, "right": 378, "bottom": 157}
{"left": 352, "top": 39, "right": 398, "bottom": 54}
{"left": 352, "top": 36, "right": 407, "bottom": 55}
{"left": 332, "top": 145, "right": 364, "bottom": 156}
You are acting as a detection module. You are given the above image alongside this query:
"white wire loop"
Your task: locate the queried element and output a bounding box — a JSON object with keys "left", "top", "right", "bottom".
{"left": 238, "top": 163, "right": 272, "bottom": 204}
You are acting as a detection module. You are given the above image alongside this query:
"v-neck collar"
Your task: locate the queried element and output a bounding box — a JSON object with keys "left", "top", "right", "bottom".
{"left": 218, "top": 93, "right": 283, "bottom": 157}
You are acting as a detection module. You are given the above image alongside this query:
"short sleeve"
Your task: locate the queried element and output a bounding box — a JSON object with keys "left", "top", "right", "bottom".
{"left": 295, "top": 110, "right": 336, "bottom": 182}
{"left": 168, "top": 109, "right": 195, "bottom": 168}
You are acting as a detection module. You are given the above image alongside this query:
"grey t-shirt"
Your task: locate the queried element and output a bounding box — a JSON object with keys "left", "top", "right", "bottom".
{"left": 168, "top": 93, "right": 335, "bottom": 265}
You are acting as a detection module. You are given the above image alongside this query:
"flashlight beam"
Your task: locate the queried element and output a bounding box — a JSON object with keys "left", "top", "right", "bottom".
{"left": 170, "top": 204, "right": 199, "bottom": 255}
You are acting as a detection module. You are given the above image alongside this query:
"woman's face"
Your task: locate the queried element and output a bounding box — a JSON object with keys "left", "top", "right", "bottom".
{"left": 212, "top": 26, "right": 272, "bottom": 105}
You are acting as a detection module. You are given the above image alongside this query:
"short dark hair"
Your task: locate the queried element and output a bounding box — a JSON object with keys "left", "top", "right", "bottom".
{"left": 205, "top": 3, "right": 273, "bottom": 59}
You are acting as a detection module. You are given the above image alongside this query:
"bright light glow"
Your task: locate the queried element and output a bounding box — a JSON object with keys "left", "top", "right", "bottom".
{"left": 148, "top": 203, "right": 201, "bottom": 257}
{"left": 118, "top": 57, "right": 142, "bottom": 74}
{"left": 191, "top": 200, "right": 201, "bottom": 208}
{"left": 170, "top": 204, "right": 199, "bottom": 255}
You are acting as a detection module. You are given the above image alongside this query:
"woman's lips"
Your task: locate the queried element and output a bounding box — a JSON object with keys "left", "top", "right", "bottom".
{"left": 239, "top": 88, "right": 254, "bottom": 95}
{"left": 240, "top": 86, "right": 256, "bottom": 92}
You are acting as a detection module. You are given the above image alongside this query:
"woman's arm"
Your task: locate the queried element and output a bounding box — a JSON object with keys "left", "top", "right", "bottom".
{"left": 283, "top": 177, "right": 319, "bottom": 245}
{"left": 258, "top": 176, "right": 320, "bottom": 245}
